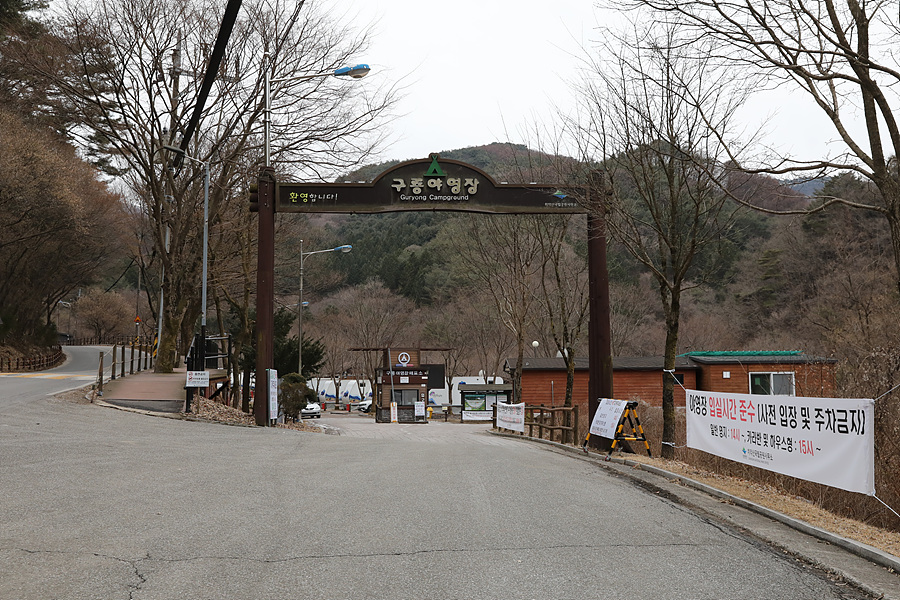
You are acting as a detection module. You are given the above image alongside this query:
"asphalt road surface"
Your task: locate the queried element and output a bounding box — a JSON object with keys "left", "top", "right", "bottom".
{"left": 0, "top": 347, "right": 886, "bottom": 599}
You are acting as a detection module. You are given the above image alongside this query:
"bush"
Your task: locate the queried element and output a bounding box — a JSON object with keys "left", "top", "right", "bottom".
{"left": 280, "top": 373, "right": 316, "bottom": 420}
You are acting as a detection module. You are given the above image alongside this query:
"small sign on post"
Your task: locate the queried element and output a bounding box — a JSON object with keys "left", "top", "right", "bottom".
{"left": 186, "top": 371, "right": 210, "bottom": 388}
{"left": 267, "top": 369, "right": 278, "bottom": 422}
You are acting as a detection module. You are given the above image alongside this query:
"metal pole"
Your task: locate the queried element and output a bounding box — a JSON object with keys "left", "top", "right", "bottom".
{"left": 264, "top": 51, "right": 271, "bottom": 167}
{"left": 298, "top": 240, "right": 303, "bottom": 376}
{"left": 156, "top": 222, "right": 170, "bottom": 366}
{"left": 199, "top": 159, "right": 209, "bottom": 381}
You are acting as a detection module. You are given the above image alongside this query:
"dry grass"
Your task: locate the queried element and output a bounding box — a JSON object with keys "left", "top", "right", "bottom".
{"left": 607, "top": 451, "right": 900, "bottom": 559}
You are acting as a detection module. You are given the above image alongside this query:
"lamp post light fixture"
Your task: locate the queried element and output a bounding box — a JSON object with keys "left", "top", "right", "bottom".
{"left": 163, "top": 145, "right": 210, "bottom": 389}
{"left": 532, "top": 340, "right": 539, "bottom": 357}
{"left": 298, "top": 241, "right": 352, "bottom": 376}
{"left": 263, "top": 53, "right": 370, "bottom": 167}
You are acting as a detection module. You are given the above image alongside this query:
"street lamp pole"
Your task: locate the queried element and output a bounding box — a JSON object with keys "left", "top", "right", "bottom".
{"left": 297, "top": 242, "right": 352, "bottom": 377}
{"left": 255, "top": 56, "right": 369, "bottom": 425}
{"left": 263, "top": 52, "right": 370, "bottom": 167}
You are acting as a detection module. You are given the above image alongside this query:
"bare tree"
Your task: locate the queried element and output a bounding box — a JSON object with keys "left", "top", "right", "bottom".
{"left": 626, "top": 0, "right": 900, "bottom": 295}
{"left": 451, "top": 214, "right": 544, "bottom": 402}
{"left": 531, "top": 214, "right": 590, "bottom": 410}
{"left": 574, "top": 23, "right": 748, "bottom": 458}
{"left": 10, "top": 0, "right": 397, "bottom": 371}
{"left": 310, "top": 280, "right": 414, "bottom": 394}
{"left": 75, "top": 289, "right": 133, "bottom": 339}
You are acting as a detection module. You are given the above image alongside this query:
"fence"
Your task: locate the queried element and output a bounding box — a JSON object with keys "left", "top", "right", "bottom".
{"left": 107, "top": 338, "right": 154, "bottom": 381}
{"left": 494, "top": 404, "right": 580, "bottom": 446}
{"left": 62, "top": 335, "right": 149, "bottom": 347}
{"left": 0, "top": 347, "right": 65, "bottom": 372}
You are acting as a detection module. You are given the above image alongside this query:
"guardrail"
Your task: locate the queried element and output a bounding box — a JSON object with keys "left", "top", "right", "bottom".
{"left": 0, "top": 347, "right": 65, "bottom": 372}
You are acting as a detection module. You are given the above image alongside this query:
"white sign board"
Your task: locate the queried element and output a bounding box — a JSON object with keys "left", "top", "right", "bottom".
{"left": 589, "top": 398, "right": 628, "bottom": 439}
{"left": 414, "top": 401, "right": 426, "bottom": 417}
{"left": 496, "top": 402, "right": 525, "bottom": 432}
{"left": 267, "top": 369, "right": 278, "bottom": 421}
{"left": 390, "top": 402, "right": 398, "bottom": 423}
{"left": 462, "top": 410, "right": 493, "bottom": 421}
{"left": 185, "top": 371, "right": 209, "bottom": 388}
{"left": 684, "top": 389, "right": 875, "bottom": 495}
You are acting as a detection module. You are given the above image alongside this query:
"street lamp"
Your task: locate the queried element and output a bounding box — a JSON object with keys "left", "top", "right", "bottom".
{"left": 263, "top": 53, "right": 370, "bottom": 167}
{"left": 532, "top": 340, "right": 540, "bottom": 357}
{"left": 257, "top": 56, "right": 368, "bottom": 425}
{"left": 163, "top": 145, "right": 209, "bottom": 387}
{"left": 298, "top": 241, "right": 352, "bottom": 376}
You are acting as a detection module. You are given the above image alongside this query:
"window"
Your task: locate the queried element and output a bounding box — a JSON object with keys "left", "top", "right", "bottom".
{"left": 391, "top": 389, "right": 419, "bottom": 406}
{"left": 665, "top": 373, "right": 685, "bottom": 385}
{"left": 750, "top": 372, "right": 795, "bottom": 396}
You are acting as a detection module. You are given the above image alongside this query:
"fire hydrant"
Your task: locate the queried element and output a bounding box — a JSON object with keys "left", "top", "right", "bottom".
{"left": 427, "top": 406, "right": 433, "bottom": 420}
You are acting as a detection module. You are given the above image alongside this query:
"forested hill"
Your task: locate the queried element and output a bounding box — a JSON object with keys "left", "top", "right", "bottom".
{"left": 341, "top": 142, "right": 570, "bottom": 183}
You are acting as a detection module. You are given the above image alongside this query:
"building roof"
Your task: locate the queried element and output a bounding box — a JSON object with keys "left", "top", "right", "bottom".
{"left": 683, "top": 351, "right": 837, "bottom": 365}
{"left": 506, "top": 356, "right": 696, "bottom": 372}
{"left": 506, "top": 351, "right": 835, "bottom": 372}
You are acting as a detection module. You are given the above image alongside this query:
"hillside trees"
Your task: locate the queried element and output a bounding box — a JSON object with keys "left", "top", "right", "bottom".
{"left": 7, "top": 0, "right": 396, "bottom": 372}
{"left": 576, "top": 24, "right": 751, "bottom": 458}
{"left": 0, "top": 107, "right": 125, "bottom": 345}
{"left": 627, "top": 0, "right": 900, "bottom": 297}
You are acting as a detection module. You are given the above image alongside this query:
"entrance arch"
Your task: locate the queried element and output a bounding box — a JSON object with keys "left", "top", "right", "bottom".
{"left": 252, "top": 155, "right": 612, "bottom": 427}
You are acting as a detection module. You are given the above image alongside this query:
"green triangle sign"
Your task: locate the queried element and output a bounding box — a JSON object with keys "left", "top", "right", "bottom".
{"left": 424, "top": 156, "right": 447, "bottom": 177}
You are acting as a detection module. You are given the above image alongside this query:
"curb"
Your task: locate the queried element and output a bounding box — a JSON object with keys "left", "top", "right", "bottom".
{"left": 488, "top": 429, "right": 900, "bottom": 575}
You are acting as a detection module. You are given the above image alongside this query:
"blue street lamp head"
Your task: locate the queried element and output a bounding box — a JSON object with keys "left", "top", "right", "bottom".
{"left": 334, "top": 64, "right": 370, "bottom": 79}
{"left": 335, "top": 244, "right": 353, "bottom": 253}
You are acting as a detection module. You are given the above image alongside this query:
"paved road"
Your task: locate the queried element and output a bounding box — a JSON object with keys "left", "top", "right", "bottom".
{"left": 0, "top": 348, "right": 889, "bottom": 599}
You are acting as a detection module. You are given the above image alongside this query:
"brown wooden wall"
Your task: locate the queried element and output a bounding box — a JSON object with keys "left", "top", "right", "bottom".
{"left": 520, "top": 369, "right": 696, "bottom": 408}
{"left": 695, "top": 362, "right": 836, "bottom": 397}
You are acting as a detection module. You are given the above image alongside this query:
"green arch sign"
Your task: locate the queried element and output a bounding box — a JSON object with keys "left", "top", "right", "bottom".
{"left": 276, "top": 154, "right": 586, "bottom": 214}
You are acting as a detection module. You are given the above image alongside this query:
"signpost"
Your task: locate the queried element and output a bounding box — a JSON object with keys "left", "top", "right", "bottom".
{"left": 186, "top": 370, "right": 210, "bottom": 388}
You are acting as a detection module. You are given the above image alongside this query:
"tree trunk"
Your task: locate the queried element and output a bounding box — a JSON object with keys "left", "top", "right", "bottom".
{"left": 661, "top": 288, "right": 681, "bottom": 460}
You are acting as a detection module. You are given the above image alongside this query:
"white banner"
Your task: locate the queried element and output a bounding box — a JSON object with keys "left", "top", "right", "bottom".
{"left": 589, "top": 398, "right": 628, "bottom": 439}
{"left": 414, "top": 401, "right": 426, "bottom": 417}
{"left": 684, "top": 389, "right": 875, "bottom": 495}
{"left": 496, "top": 402, "right": 525, "bottom": 432}
{"left": 462, "top": 410, "right": 493, "bottom": 421}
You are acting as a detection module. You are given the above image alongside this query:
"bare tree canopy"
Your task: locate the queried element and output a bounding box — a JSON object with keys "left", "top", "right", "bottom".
{"left": 621, "top": 0, "right": 900, "bottom": 292}
{"left": 6, "top": 0, "right": 398, "bottom": 370}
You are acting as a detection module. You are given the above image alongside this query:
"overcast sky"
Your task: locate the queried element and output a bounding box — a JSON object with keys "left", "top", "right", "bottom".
{"left": 341, "top": 0, "right": 598, "bottom": 162}
{"left": 341, "top": 0, "right": 850, "bottom": 167}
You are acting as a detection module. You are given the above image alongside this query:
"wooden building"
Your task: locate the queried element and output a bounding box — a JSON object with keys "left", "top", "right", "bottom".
{"left": 505, "top": 352, "right": 837, "bottom": 410}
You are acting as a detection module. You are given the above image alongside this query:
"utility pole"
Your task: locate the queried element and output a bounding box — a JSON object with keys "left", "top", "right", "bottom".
{"left": 254, "top": 166, "right": 277, "bottom": 426}
{"left": 587, "top": 170, "right": 613, "bottom": 449}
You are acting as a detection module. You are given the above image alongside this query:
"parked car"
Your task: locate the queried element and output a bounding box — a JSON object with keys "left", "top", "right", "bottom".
{"left": 357, "top": 399, "right": 372, "bottom": 413}
{"left": 301, "top": 402, "right": 321, "bottom": 419}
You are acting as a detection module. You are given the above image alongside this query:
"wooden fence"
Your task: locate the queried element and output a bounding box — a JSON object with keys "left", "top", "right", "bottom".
{"left": 495, "top": 404, "right": 580, "bottom": 446}
{"left": 0, "top": 347, "right": 65, "bottom": 372}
